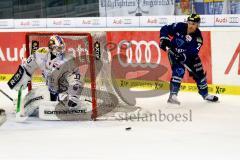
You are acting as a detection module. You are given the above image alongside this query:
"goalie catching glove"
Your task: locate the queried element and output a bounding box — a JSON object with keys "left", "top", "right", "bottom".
{"left": 67, "top": 96, "right": 81, "bottom": 108}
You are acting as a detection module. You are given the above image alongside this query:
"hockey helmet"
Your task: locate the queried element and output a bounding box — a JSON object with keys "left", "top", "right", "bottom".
{"left": 48, "top": 35, "right": 65, "bottom": 56}
{"left": 187, "top": 14, "right": 201, "bottom": 24}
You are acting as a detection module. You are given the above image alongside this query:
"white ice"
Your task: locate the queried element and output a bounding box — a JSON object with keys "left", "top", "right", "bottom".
{"left": 0, "top": 82, "right": 240, "bottom": 160}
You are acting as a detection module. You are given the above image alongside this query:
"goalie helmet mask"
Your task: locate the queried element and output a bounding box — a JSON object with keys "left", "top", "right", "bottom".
{"left": 48, "top": 35, "right": 65, "bottom": 57}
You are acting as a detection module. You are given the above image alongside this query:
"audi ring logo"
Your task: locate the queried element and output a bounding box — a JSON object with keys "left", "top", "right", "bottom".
{"left": 158, "top": 18, "right": 168, "bottom": 24}
{"left": 229, "top": 17, "right": 239, "bottom": 23}
{"left": 117, "top": 40, "right": 161, "bottom": 68}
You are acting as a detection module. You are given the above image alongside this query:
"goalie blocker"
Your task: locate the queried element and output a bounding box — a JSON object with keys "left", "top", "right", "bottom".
{"left": 7, "top": 65, "right": 31, "bottom": 91}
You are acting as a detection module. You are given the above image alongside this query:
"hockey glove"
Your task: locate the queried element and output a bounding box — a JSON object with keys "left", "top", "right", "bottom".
{"left": 159, "top": 37, "right": 171, "bottom": 51}
{"left": 67, "top": 96, "right": 80, "bottom": 108}
{"left": 169, "top": 50, "right": 186, "bottom": 63}
{"left": 174, "top": 52, "right": 186, "bottom": 62}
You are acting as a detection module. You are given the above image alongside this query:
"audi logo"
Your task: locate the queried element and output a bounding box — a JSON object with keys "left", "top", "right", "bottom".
{"left": 117, "top": 40, "right": 161, "bottom": 68}
{"left": 158, "top": 18, "right": 168, "bottom": 24}
{"left": 229, "top": 17, "right": 239, "bottom": 23}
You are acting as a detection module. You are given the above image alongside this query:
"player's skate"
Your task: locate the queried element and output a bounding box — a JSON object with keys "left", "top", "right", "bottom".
{"left": 204, "top": 94, "right": 219, "bottom": 102}
{"left": 167, "top": 94, "right": 181, "bottom": 105}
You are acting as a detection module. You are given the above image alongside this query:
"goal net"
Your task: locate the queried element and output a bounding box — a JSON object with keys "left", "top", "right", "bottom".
{"left": 25, "top": 32, "right": 147, "bottom": 121}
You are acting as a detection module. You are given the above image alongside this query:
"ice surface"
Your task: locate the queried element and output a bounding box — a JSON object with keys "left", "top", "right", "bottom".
{"left": 0, "top": 83, "right": 240, "bottom": 160}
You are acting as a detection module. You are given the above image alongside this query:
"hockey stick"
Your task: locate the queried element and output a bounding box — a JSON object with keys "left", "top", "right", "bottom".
{"left": 16, "top": 85, "right": 23, "bottom": 113}
{"left": 0, "top": 89, "right": 13, "bottom": 101}
{"left": 168, "top": 49, "right": 199, "bottom": 79}
{"left": 15, "top": 85, "right": 28, "bottom": 122}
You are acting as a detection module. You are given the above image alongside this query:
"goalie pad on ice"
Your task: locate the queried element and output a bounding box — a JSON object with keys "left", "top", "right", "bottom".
{"left": 22, "top": 85, "right": 93, "bottom": 120}
{"left": 22, "top": 86, "right": 51, "bottom": 116}
{"left": 38, "top": 100, "right": 92, "bottom": 121}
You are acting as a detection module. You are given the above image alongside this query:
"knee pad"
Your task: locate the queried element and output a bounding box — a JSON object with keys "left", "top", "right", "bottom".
{"left": 172, "top": 68, "right": 185, "bottom": 83}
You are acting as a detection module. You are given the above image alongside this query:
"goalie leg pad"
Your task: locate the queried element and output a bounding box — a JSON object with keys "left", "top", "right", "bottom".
{"left": 38, "top": 100, "right": 92, "bottom": 121}
{"left": 23, "top": 86, "right": 51, "bottom": 116}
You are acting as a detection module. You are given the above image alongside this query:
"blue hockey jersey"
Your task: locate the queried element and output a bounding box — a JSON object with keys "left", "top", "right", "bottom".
{"left": 160, "top": 22, "right": 203, "bottom": 57}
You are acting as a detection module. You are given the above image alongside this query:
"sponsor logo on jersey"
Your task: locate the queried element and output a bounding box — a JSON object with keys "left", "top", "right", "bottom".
{"left": 37, "top": 47, "right": 48, "bottom": 54}
{"left": 176, "top": 48, "right": 186, "bottom": 53}
{"left": 185, "top": 35, "right": 192, "bottom": 42}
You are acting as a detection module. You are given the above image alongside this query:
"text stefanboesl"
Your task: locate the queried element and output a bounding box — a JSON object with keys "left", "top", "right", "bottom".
{"left": 117, "top": 109, "right": 193, "bottom": 122}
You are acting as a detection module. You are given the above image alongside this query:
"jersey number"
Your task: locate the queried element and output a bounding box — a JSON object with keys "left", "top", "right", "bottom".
{"left": 197, "top": 43, "right": 202, "bottom": 50}
{"left": 74, "top": 74, "right": 80, "bottom": 80}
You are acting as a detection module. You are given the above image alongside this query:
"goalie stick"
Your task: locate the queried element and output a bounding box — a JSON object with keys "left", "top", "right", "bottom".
{"left": 0, "top": 89, "right": 13, "bottom": 102}
{"left": 0, "top": 87, "right": 27, "bottom": 122}
{"left": 15, "top": 85, "right": 28, "bottom": 122}
{"left": 0, "top": 89, "right": 17, "bottom": 124}
{"left": 0, "top": 88, "right": 27, "bottom": 124}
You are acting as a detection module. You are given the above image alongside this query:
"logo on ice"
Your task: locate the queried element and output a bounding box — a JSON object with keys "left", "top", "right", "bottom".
{"left": 117, "top": 40, "right": 161, "bottom": 68}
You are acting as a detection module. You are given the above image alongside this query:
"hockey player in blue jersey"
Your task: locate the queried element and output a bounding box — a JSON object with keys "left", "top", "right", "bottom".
{"left": 160, "top": 14, "right": 218, "bottom": 105}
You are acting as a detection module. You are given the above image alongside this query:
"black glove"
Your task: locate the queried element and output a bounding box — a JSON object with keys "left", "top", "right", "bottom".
{"left": 174, "top": 52, "right": 186, "bottom": 62}
{"left": 168, "top": 49, "right": 186, "bottom": 62}
{"left": 159, "top": 37, "right": 171, "bottom": 51}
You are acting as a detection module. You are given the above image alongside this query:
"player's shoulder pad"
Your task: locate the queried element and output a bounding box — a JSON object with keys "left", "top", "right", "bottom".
{"left": 35, "top": 47, "right": 49, "bottom": 55}
{"left": 175, "top": 22, "right": 187, "bottom": 31}
{"left": 176, "top": 22, "right": 187, "bottom": 28}
{"left": 195, "top": 29, "right": 203, "bottom": 44}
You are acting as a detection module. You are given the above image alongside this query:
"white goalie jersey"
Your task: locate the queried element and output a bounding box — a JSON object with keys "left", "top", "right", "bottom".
{"left": 26, "top": 47, "right": 83, "bottom": 102}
